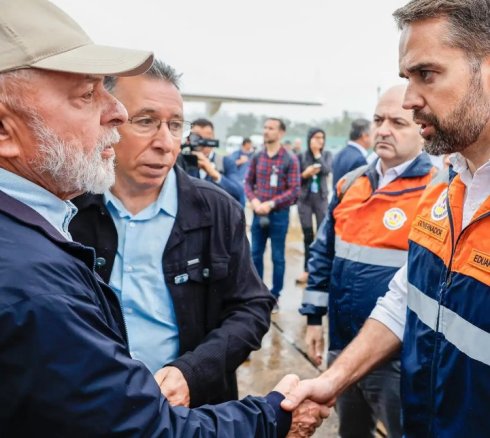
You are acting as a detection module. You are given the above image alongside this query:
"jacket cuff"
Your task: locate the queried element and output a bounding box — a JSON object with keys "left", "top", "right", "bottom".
{"left": 265, "top": 391, "right": 292, "bottom": 438}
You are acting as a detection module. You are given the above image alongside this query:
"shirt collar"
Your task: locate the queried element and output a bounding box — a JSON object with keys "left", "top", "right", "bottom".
{"left": 449, "top": 152, "right": 490, "bottom": 188}
{"left": 348, "top": 141, "right": 369, "bottom": 158}
{"left": 375, "top": 155, "right": 418, "bottom": 180}
{"left": 104, "top": 167, "right": 178, "bottom": 220}
{"left": 0, "top": 168, "right": 77, "bottom": 240}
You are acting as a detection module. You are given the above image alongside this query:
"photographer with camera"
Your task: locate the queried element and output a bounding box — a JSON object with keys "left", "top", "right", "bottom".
{"left": 188, "top": 118, "right": 244, "bottom": 205}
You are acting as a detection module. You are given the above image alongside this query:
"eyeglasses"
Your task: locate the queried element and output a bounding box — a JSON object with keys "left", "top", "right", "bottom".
{"left": 127, "top": 115, "right": 192, "bottom": 139}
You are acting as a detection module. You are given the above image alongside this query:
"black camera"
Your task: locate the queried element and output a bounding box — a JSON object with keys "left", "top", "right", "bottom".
{"left": 178, "top": 133, "right": 220, "bottom": 176}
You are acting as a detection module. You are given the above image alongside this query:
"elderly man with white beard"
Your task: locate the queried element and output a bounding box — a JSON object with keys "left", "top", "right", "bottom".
{"left": 0, "top": 0, "right": 330, "bottom": 437}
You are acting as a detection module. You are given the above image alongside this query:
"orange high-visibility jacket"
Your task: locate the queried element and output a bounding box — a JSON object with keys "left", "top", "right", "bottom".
{"left": 301, "top": 153, "right": 436, "bottom": 351}
{"left": 402, "top": 168, "right": 490, "bottom": 437}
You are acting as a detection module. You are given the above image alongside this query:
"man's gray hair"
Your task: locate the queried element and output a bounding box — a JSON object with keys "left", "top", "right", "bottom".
{"left": 349, "top": 118, "right": 370, "bottom": 141}
{"left": 104, "top": 59, "right": 182, "bottom": 92}
{"left": 0, "top": 70, "right": 35, "bottom": 111}
{"left": 393, "top": 0, "right": 490, "bottom": 60}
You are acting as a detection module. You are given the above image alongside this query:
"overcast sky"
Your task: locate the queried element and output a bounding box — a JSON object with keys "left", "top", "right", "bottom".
{"left": 52, "top": 0, "right": 408, "bottom": 121}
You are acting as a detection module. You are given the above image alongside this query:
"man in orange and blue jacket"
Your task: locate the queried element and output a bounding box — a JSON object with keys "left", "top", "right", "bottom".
{"left": 283, "top": 1, "right": 490, "bottom": 437}
{"left": 300, "top": 84, "right": 436, "bottom": 438}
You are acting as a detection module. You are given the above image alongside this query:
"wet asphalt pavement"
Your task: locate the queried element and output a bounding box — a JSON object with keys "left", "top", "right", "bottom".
{"left": 237, "top": 208, "right": 339, "bottom": 436}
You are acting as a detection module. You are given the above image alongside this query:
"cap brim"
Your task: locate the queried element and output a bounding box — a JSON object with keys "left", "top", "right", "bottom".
{"left": 30, "top": 43, "right": 154, "bottom": 76}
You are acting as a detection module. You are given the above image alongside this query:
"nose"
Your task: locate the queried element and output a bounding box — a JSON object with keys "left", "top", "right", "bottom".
{"left": 152, "top": 122, "right": 177, "bottom": 152}
{"left": 402, "top": 83, "right": 424, "bottom": 111}
{"left": 375, "top": 119, "right": 392, "bottom": 138}
{"left": 101, "top": 92, "right": 128, "bottom": 128}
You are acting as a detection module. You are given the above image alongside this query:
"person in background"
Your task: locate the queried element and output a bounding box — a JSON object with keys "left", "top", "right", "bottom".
{"left": 293, "top": 138, "right": 303, "bottom": 155}
{"left": 230, "top": 137, "right": 255, "bottom": 182}
{"left": 295, "top": 128, "right": 332, "bottom": 284}
{"left": 245, "top": 118, "right": 301, "bottom": 312}
{"left": 332, "top": 118, "right": 371, "bottom": 186}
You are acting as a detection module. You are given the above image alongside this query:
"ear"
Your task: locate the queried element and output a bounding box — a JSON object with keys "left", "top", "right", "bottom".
{"left": 0, "top": 103, "right": 22, "bottom": 158}
{"left": 481, "top": 55, "right": 490, "bottom": 93}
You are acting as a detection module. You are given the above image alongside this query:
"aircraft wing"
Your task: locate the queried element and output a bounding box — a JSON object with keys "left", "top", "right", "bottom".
{"left": 182, "top": 93, "right": 322, "bottom": 115}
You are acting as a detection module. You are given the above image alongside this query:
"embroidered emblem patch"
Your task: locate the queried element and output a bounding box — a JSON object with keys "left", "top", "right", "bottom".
{"left": 383, "top": 208, "right": 407, "bottom": 230}
{"left": 414, "top": 216, "right": 448, "bottom": 242}
{"left": 431, "top": 188, "right": 448, "bottom": 221}
{"left": 468, "top": 249, "right": 490, "bottom": 274}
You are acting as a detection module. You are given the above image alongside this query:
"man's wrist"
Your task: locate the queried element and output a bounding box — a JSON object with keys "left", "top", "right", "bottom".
{"left": 211, "top": 170, "right": 221, "bottom": 182}
{"left": 268, "top": 200, "right": 276, "bottom": 210}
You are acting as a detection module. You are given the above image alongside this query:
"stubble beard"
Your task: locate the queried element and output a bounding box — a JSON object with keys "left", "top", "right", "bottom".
{"left": 29, "top": 116, "right": 119, "bottom": 195}
{"left": 415, "top": 71, "right": 490, "bottom": 156}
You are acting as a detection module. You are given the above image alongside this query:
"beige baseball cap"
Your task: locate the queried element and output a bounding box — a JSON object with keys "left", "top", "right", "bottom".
{"left": 0, "top": 0, "right": 153, "bottom": 76}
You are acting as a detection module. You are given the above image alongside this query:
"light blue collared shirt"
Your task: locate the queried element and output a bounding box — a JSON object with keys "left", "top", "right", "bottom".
{"left": 0, "top": 168, "right": 77, "bottom": 240}
{"left": 104, "top": 168, "right": 179, "bottom": 374}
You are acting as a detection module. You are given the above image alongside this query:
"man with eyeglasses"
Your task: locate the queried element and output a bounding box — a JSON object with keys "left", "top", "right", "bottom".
{"left": 69, "top": 59, "right": 274, "bottom": 409}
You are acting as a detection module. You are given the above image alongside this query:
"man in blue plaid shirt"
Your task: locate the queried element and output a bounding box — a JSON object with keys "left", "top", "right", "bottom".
{"left": 245, "top": 118, "right": 301, "bottom": 311}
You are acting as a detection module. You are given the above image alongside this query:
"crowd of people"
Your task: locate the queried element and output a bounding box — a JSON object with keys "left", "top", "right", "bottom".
{"left": 1, "top": 0, "right": 489, "bottom": 437}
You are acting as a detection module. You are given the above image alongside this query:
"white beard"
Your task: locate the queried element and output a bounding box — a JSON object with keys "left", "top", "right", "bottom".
{"left": 31, "top": 122, "right": 119, "bottom": 195}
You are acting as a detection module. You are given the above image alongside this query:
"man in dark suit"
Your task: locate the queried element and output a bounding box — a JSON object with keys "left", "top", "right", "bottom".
{"left": 332, "top": 118, "right": 371, "bottom": 186}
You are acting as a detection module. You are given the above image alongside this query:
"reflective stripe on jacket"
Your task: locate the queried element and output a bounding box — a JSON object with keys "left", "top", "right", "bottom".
{"left": 301, "top": 153, "right": 435, "bottom": 351}
{"left": 402, "top": 168, "right": 490, "bottom": 437}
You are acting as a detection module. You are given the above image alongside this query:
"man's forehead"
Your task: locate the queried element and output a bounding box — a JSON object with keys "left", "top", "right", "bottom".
{"left": 398, "top": 17, "right": 452, "bottom": 72}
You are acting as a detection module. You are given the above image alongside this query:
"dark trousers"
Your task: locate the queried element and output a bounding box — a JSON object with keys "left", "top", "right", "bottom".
{"left": 297, "top": 193, "right": 328, "bottom": 271}
{"left": 328, "top": 350, "right": 403, "bottom": 438}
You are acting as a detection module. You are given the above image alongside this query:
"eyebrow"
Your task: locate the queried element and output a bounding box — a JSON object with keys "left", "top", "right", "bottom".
{"left": 399, "top": 62, "right": 439, "bottom": 78}
{"left": 374, "top": 114, "right": 410, "bottom": 124}
{"left": 134, "top": 108, "right": 184, "bottom": 118}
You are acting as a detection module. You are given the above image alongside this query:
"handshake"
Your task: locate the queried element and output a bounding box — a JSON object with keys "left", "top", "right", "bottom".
{"left": 273, "top": 374, "right": 335, "bottom": 437}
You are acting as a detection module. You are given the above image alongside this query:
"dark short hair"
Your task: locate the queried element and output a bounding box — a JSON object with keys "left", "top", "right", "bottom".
{"left": 242, "top": 137, "right": 252, "bottom": 145}
{"left": 104, "top": 58, "right": 182, "bottom": 92}
{"left": 393, "top": 0, "right": 490, "bottom": 60}
{"left": 349, "top": 118, "right": 370, "bottom": 141}
{"left": 266, "top": 117, "right": 286, "bottom": 132}
{"left": 192, "top": 118, "right": 214, "bottom": 130}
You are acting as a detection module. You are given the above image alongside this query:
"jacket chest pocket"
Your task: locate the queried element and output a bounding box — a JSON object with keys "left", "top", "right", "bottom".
{"left": 165, "top": 255, "right": 230, "bottom": 286}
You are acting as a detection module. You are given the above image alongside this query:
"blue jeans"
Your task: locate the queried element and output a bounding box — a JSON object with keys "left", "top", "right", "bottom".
{"left": 328, "top": 350, "right": 402, "bottom": 438}
{"left": 251, "top": 209, "right": 289, "bottom": 299}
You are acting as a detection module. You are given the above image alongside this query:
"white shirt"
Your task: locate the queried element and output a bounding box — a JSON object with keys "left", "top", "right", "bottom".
{"left": 450, "top": 153, "right": 490, "bottom": 228}
{"left": 370, "top": 152, "right": 490, "bottom": 339}
{"left": 348, "top": 141, "right": 369, "bottom": 158}
{"left": 375, "top": 156, "right": 418, "bottom": 189}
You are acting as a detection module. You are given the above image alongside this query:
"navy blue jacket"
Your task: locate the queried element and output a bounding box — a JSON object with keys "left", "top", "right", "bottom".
{"left": 0, "top": 190, "right": 290, "bottom": 437}
{"left": 332, "top": 143, "right": 368, "bottom": 187}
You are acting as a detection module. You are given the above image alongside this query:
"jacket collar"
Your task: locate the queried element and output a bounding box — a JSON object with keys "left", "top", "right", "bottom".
{"left": 173, "top": 165, "right": 213, "bottom": 230}
{"left": 0, "top": 190, "right": 96, "bottom": 268}
{"left": 366, "top": 152, "right": 434, "bottom": 181}
{"left": 0, "top": 189, "right": 68, "bottom": 243}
